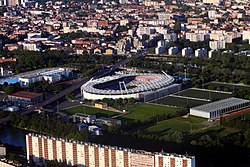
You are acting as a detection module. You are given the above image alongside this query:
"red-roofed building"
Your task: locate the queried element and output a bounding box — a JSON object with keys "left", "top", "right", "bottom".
{"left": 8, "top": 91, "right": 43, "bottom": 106}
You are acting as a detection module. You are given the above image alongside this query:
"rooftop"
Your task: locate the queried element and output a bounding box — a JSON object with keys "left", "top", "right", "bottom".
{"left": 9, "top": 91, "right": 42, "bottom": 99}
{"left": 191, "top": 97, "right": 250, "bottom": 113}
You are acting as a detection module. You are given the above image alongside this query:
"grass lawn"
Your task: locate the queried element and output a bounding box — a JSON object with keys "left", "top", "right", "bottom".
{"left": 142, "top": 116, "right": 206, "bottom": 135}
{"left": 191, "top": 125, "right": 241, "bottom": 139}
{"left": 177, "top": 88, "right": 231, "bottom": 100}
{"left": 120, "top": 103, "right": 179, "bottom": 122}
{"left": 61, "top": 105, "right": 118, "bottom": 118}
{"left": 151, "top": 96, "right": 208, "bottom": 108}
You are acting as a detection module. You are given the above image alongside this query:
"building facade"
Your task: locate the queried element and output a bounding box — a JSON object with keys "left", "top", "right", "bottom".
{"left": 190, "top": 97, "right": 250, "bottom": 119}
{"left": 7, "top": 91, "right": 43, "bottom": 106}
{"left": 26, "top": 133, "right": 196, "bottom": 167}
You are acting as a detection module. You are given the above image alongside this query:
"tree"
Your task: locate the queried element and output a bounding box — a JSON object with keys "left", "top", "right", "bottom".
{"left": 3, "top": 85, "right": 15, "bottom": 95}
{"left": 173, "top": 22, "right": 181, "bottom": 33}
{"left": 66, "top": 92, "right": 75, "bottom": 100}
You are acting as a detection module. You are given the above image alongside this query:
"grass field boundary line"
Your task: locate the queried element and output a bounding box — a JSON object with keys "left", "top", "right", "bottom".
{"left": 80, "top": 104, "right": 125, "bottom": 113}
{"left": 190, "top": 87, "right": 232, "bottom": 94}
{"left": 112, "top": 113, "right": 128, "bottom": 119}
{"left": 61, "top": 103, "right": 124, "bottom": 114}
{"left": 169, "top": 94, "right": 211, "bottom": 102}
{"left": 147, "top": 85, "right": 192, "bottom": 103}
{"left": 60, "top": 104, "right": 82, "bottom": 111}
{"left": 146, "top": 102, "right": 185, "bottom": 109}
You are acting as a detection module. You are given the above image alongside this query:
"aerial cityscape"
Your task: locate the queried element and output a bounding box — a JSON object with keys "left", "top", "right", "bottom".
{"left": 0, "top": 0, "right": 250, "bottom": 166}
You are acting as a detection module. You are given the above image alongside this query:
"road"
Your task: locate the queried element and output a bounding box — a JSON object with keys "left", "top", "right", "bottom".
{"left": 0, "top": 50, "right": 145, "bottom": 125}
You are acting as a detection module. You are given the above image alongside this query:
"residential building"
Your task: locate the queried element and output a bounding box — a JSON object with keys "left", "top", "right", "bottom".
{"left": 182, "top": 47, "right": 193, "bottom": 57}
{"left": 0, "top": 145, "right": 6, "bottom": 157}
{"left": 26, "top": 133, "right": 196, "bottom": 167}
{"left": 209, "top": 40, "right": 226, "bottom": 50}
{"left": 185, "top": 33, "right": 205, "bottom": 42}
{"left": 242, "top": 30, "right": 250, "bottom": 41}
{"left": 195, "top": 48, "right": 207, "bottom": 57}
{"left": 72, "top": 113, "right": 96, "bottom": 123}
{"left": 168, "top": 47, "right": 179, "bottom": 55}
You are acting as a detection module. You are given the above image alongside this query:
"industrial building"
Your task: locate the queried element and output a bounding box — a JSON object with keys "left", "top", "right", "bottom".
{"left": 7, "top": 91, "right": 43, "bottom": 106}
{"left": 19, "top": 68, "right": 71, "bottom": 87}
{"left": 81, "top": 72, "right": 180, "bottom": 101}
{"left": 190, "top": 97, "right": 250, "bottom": 119}
{"left": 26, "top": 133, "right": 196, "bottom": 167}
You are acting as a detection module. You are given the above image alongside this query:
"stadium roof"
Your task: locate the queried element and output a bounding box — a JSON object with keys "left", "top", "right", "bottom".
{"left": 191, "top": 97, "right": 250, "bottom": 113}
{"left": 81, "top": 72, "right": 174, "bottom": 95}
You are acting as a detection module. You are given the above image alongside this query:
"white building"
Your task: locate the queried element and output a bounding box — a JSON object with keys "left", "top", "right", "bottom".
{"left": 158, "top": 13, "right": 171, "bottom": 20}
{"left": 242, "top": 30, "right": 250, "bottom": 41}
{"left": 195, "top": 48, "right": 207, "bottom": 57}
{"left": 190, "top": 97, "right": 250, "bottom": 119}
{"left": 209, "top": 40, "right": 226, "bottom": 50}
{"left": 119, "top": 0, "right": 127, "bottom": 4}
{"left": 208, "top": 50, "right": 216, "bottom": 58}
{"left": 185, "top": 33, "right": 205, "bottom": 42}
{"left": 0, "top": 145, "right": 6, "bottom": 157}
{"left": 155, "top": 47, "right": 165, "bottom": 54}
{"left": 19, "top": 68, "right": 71, "bottom": 87}
{"left": 208, "top": 10, "right": 217, "bottom": 19}
{"left": 164, "top": 33, "right": 177, "bottom": 42}
{"left": 202, "top": 0, "right": 222, "bottom": 5}
{"left": 22, "top": 42, "right": 41, "bottom": 51}
{"left": 182, "top": 47, "right": 193, "bottom": 57}
{"left": 168, "top": 47, "right": 179, "bottom": 55}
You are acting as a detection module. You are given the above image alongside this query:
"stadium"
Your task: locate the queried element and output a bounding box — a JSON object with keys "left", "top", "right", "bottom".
{"left": 81, "top": 72, "right": 180, "bottom": 101}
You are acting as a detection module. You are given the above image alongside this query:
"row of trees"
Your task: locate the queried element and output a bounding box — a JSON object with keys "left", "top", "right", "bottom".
{"left": 9, "top": 112, "right": 88, "bottom": 141}
{"left": 127, "top": 54, "right": 250, "bottom": 86}
{"left": 221, "top": 116, "right": 250, "bottom": 130}
{"left": 1, "top": 49, "right": 125, "bottom": 76}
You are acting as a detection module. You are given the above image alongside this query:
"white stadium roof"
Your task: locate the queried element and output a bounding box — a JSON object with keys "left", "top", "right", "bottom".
{"left": 81, "top": 72, "right": 174, "bottom": 95}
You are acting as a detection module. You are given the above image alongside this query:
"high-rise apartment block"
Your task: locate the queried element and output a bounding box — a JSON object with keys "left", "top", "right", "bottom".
{"left": 26, "top": 133, "right": 196, "bottom": 167}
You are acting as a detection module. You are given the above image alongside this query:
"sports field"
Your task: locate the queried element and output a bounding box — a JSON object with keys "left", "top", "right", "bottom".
{"left": 61, "top": 105, "right": 118, "bottom": 118}
{"left": 176, "top": 88, "right": 231, "bottom": 100}
{"left": 120, "top": 103, "right": 179, "bottom": 121}
{"left": 151, "top": 87, "right": 231, "bottom": 108}
{"left": 151, "top": 96, "right": 208, "bottom": 108}
{"left": 141, "top": 116, "right": 206, "bottom": 135}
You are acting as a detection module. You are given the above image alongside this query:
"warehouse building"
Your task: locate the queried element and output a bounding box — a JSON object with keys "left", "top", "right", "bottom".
{"left": 7, "top": 91, "right": 43, "bottom": 106}
{"left": 190, "top": 97, "right": 250, "bottom": 119}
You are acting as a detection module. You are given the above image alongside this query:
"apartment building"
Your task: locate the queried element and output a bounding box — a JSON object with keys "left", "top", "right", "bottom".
{"left": 26, "top": 133, "right": 196, "bottom": 167}
{"left": 209, "top": 40, "right": 226, "bottom": 50}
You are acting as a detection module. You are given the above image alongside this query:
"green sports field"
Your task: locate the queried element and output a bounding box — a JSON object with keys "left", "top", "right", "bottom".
{"left": 142, "top": 116, "right": 206, "bottom": 135}
{"left": 120, "top": 103, "right": 180, "bottom": 122}
{"left": 151, "top": 87, "right": 231, "bottom": 108}
{"left": 151, "top": 96, "right": 208, "bottom": 108}
{"left": 176, "top": 88, "right": 231, "bottom": 100}
{"left": 61, "top": 105, "right": 118, "bottom": 118}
